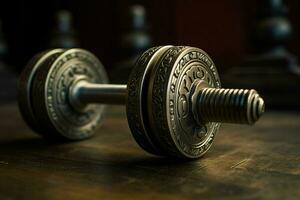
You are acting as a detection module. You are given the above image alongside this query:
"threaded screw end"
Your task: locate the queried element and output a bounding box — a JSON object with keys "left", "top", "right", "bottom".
{"left": 194, "top": 88, "right": 265, "bottom": 125}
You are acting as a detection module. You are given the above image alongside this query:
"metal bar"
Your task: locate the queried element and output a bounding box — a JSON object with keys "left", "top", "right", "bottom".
{"left": 70, "top": 81, "right": 127, "bottom": 105}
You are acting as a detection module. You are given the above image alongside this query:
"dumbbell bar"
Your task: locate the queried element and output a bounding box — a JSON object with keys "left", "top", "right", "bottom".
{"left": 71, "top": 81, "right": 263, "bottom": 123}
{"left": 18, "top": 46, "right": 264, "bottom": 159}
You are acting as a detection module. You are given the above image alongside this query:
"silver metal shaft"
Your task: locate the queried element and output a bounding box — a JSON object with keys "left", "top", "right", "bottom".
{"left": 70, "top": 81, "right": 127, "bottom": 107}
{"left": 70, "top": 80, "right": 264, "bottom": 125}
{"left": 193, "top": 87, "right": 265, "bottom": 125}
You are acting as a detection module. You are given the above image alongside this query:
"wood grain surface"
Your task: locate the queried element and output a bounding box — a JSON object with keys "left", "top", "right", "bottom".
{"left": 0, "top": 104, "right": 299, "bottom": 200}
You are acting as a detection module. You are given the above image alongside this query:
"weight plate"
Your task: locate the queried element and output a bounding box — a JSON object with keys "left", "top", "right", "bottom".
{"left": 18, "top": 49, "right": 65, "bottom": 134}
{"left": 127, "top": 46, "right": 173, "bottom": 155}
{"left": 30, "top": 49, "right": 108, "bottom": 140}
{"left": 147, "top": 46, "right": 222, "bottom": 158}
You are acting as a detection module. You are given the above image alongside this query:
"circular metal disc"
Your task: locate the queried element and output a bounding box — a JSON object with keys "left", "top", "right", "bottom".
{"left": 147, "top": 46, "right": 222, "bottom": 158}
{"left": 18, "top": 49, "right": 65, "bottom": 134}
{"left": 28, "top": 49, "right": 108, "bottom": 140}
{"left": 127, "top": 46, "right": 173, "bottom": 155}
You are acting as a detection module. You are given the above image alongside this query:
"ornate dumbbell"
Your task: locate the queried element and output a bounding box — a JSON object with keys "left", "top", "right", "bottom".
{"left": 18, "top": 46, "right": 265, "bottom": 159}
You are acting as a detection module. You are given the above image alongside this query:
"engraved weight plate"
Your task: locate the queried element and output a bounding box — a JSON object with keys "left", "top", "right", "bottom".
{"left": 30, "top": 49, "right": 108, "bottom": 140}
{"left": 18, "top": 49, "right": 65, "bottom": 134}
{"left": 127, "top": 46, "right": 173, "bottom": 155}
{"left": 148, "top": 46, "right": 221, "bottom": 158}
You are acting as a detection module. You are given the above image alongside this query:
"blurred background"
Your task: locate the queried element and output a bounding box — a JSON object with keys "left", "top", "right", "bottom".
{"left": 0, "top": 0, "right": 299, "bottom": 109}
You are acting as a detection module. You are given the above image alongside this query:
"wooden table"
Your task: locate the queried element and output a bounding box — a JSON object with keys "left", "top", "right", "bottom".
{"left": 0, "top": 103, "right": 299, "bottom": 200}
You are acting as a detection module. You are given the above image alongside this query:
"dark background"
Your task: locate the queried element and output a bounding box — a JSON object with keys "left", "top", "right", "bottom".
{"left": 0, "top": 0, "right": 299, "bottom": 107}
{"left": 0, "top": 0, "right": 299, "bottom": 72}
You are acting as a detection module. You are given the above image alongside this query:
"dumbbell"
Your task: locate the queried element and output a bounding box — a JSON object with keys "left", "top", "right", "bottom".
{"left": 18, "top": 46, "right": 265, "bottom": 159}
